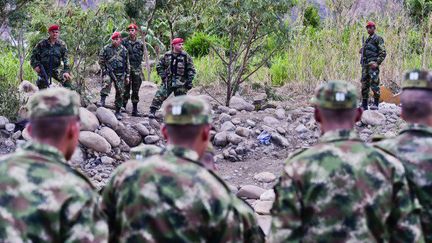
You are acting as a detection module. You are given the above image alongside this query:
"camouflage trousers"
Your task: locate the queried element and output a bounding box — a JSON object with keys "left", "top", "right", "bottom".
{"left": 150, "top": 85, "right": 189, "bottom": 111}
{"left": 37, "top": 68, "right": 73, "bottom": 90}
{"left": 100, "top": 73, "right": 125, "bottom": 109}
{"left": 361, "top": 65, "right": 380, "bottom": 100}
{"left": 123, "top": 69, "right": 142, "bottom": 104}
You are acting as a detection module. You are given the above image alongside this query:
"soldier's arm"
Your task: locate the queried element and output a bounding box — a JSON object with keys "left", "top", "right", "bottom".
{"left": 98, "top": 48, "right": 106, "bottom": 71}
{"left": 125, "top": 49, "right": 130, "bottom": 78}
{"left": 377, "top": 37, "right": 386, "bottom": 65}
{"left": 61, "top": 42, "right": 70, "bottom": 72}
{"left": 186, "top": 54, "right": 196, "bottom": 83}
{"left": 101, "top": 174, "right": 121, "bottom": 243}
{"left": 156, "top": 55, "right": 167, "bottom": 79}
{"left": 30, "top": 42, "right": 41, "bottom": 68}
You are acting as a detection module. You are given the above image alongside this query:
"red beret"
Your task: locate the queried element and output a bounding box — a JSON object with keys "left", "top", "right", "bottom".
{"left": 48, "top": 25, "right": 60, "bottom": 32}
{"left": 171, "top": 38, "right": 184, "bottom": 45}
{"left": 111, "top": 32, "right": 121, "bottom": 40}
{"left": 366, "top": 21, "right": 376, "bottom": 28}
{"left": 128, "top": 24, "right": 138, "bottom": 30}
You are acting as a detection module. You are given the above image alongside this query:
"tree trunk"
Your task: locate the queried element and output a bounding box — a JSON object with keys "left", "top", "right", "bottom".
{"left": 141, "top": 34, "right": 152, "bottom": 81}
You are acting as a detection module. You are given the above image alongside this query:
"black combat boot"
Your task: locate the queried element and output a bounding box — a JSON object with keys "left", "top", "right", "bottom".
{"left": 148, "top": 107, "right": 157, "bottom": 119}
{"left": 121, "top": 101, "right": 127, "bottom": 113}
{"left": 132, "top": 103, "right": 139, "bottom": 117}
{"left": 370, "top": 98, "right": 379, "bottom": 110}
{"left": 99, "top": 95, "right": 106, "bottom": 107}
{"left": 361, "top": 99, "right": 368, "bottom": 110}
{"left": 115, "top": 108, "right": 122, "bottom": 120}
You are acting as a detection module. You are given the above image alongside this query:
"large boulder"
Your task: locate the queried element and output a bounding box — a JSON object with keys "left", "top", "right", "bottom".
{"left": 79, "top": 131, "right": 111, "bottom": 153}
{"left": 96, "top": 107, "right": 119, "bottom": 129}
{"left": 115, "top": 123, "right": 142, "bottom": 147}
{"left": 213, "top": 132, "right": 229, "bottom": 147}
{"left": 133, "top": 123, "right": 150, "bottom": 137}
{"left": 237, "top": 185, "right": 266, "bottom": 199}
{"left": 362, "top": 110, "right": 386, "bottom": 126}
{"left": 229, "top": 96, "right": 255, "bottom": 112}
{"left": 79, "top": 107, "right": 100, "bottom": 132}
{"left": 97, "top": 127, "right": 121, "bottom": 147}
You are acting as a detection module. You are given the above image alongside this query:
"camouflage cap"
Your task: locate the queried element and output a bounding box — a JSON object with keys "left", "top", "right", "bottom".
{"left": 402, "top": 70, "right": 432, "bottom": 90}
{"left": 311, "top": 80, "right": 358, "bottom": 109}
{"left": 27, "top": 87, "right": 80, "bottom": 119}
{"left": 163, "top": 95, "right": 212, "bottom": 125}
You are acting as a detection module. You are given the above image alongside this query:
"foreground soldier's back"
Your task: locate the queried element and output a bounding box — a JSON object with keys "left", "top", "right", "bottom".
{"left": 0, "top": 88, "right": 107, "bottom": 242}
{"left": 376, "top": 70, "right": 432, "bottom": 242}
{"left": 271, "top": 81, "right": 421, "bottom": 242}
{"left": 102, "top": 96, "right": 264, "bottom": 242}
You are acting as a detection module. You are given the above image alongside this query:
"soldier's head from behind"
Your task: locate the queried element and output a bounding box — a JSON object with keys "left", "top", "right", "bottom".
{"left": 171, "top": 38, "right": 184, "bottom": 54}
{"left": 127, "top": 23, "right": 138, "bottom": 38}
{"left": 27, "top": 87, "right": 81, "bottom": 160}
{"left": 401, "top": 70, "right": 432, "bottom": 126}
{"left": 366, "top": 21, "right": 376, "bottom": 35}
{"left": 162, "top": 95, "right": 212, "bottom": 159}
{"left": 48, "top": 24, "right": 60, "bottom": 41}
{"left": 111, "top": 32, "right": 122, "bottom": 47}
{"left": 312, "top": 80, "right": 362, "bottom": 133}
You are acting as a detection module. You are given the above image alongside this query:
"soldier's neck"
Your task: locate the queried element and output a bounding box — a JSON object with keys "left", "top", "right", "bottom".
{"left": 129, "top": 35, "right": 137, "bottom": 41}
{"left": 49, "top": 37, "right": 57, "bottom": 44}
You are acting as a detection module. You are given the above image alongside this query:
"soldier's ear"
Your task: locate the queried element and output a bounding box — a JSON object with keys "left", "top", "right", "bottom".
{"left": 27, "top": 123, "right": 34, "bottom": 138}
{"left": 355, "top": 108, "right": 363, "bottom": 123}
{"left": 161, "top": 125, "right": 169, "bottom": 141}
{"left": 314, "top": 108, "right": 322, "bottom": 123}
{"left": 201, "top": 124, "right": 211, "bottom": 142}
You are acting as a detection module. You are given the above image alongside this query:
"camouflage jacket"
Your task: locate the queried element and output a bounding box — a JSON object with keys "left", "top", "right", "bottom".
{"left": 30, "top": 38, "right": 70, "bottom": 73}
{"left": 122, "top": 37, "right": 144, "bottom": 71}
{"left": 98, "top": 44, "right": 130, "bottom": 76}
{"left": 271, "top": 129, "right": 421, "bottom": 243}
{"left": 0, "top": 142, "right": 108, "bottom": 242}
{"left": 102, "top": 145, "right": 264, "bottom": 243}
{"left": 156, "top": 51, "right": 196, "bottom": 87}
{"left": 361, "top": 33, "right": 386, "bottom": 66}
{"left": 375, "top": 123, "right": 432, "bottom": 242}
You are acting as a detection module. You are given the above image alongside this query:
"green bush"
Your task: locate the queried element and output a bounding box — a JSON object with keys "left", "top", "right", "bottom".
{"left": 303, "top": 5, "right": 320, "bottom": 28}
{"left": 193, "top": 53, "right": 223, "bottom": 86}
{"left": 184, "top": 32, "right": 215, "bottom": 58}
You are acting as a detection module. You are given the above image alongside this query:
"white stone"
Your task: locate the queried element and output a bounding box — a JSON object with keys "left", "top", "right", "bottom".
{"left": 231, "top": 118, "right": 242, "bottom": 125}
{"left": 275, "top": 109, "right": 286, "bottom": 119}
{"left": 79, "top": 131, "right": 111, "bottom": 153}
{"left": 0, "top": 116, "right": 9, "bottom": 129}
{"left": 260, "top": 190, "right": 276, "bottom": 201}
{"left": 218, "top": 113, "right": 231, "bottom": 123}
{"left": 214, "top": 132, "right": 229, "bottom": 146}
{"left": 97, "top": 127, "right": 121, "bottom": 147}
{"left": 79, "top": 107, "right": 100, "bottom": 132}
{"left": 237, "top": 185, "right": 266, "bottom": 199}
{"left": 263, "top": 116, "right": 280, "bottom": 127}
{"left": 246, "top": 119, "right": 256, "bottom": 127}
{"left": 235, "top": 127, "right": 251, "bottom": 138}
{"left": 256, "top": 215, "right": 272, "bottom": 236}
{"left": 5, "top": 123, "right": 15, "bottom": 132}
{"left": 253, "top": 200, "right": 274, "bottom": 215}
{"left": 229, "top": 96, "right": 255, "bottom": 111}
{"left": 295, "top": 124, "right": 309, "bottom": 133}
{"left": 96, "top": 107, "right": 119, "bottom": 129}
{"left": 228, "top": 109, "right": 237, "bottom": 116}
{"left": 12, "top": 131, "right": 22, "bottom": 140}
{"left": 144, "top": 135, "right": 160, "bottom": 144}
{"left": 276, "top": 127, "right": 286, "bottom": 135}
{"left": 221, "top": 121, "right": 235, "bottom": 131}
{"left": 101, "top": 156, "right": 115, "bottom": 165}
{"left": 133, "top": 123, "right": 150, "bottom": 137}
{"left": 227, "top": 133, "right": 243, "bottom": 145}
{"left": 362, "top": 110, "right": 386, "bottom": 126}
{"left": 69, "top": 148, "right": 85, "bottom": 167}
{"left": 217, "top": 106, "right": 231, "bottom": 113}
{"left": 254, "top": 172, "right": 277, "bottom": 183}
{"left": 271, "top": 133, "right": 289, "bottom": 147}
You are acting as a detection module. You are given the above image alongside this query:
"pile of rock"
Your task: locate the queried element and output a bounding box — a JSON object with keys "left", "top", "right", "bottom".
{"left": 0, "top": 116, "right": 21, "bottom": 154}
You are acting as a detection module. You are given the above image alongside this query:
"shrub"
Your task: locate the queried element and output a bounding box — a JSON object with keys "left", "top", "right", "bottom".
{"left": 184, "top": 32, "right": 216, "bottom": 58}
{"left": 303, "top": 5, "right": 321, "bottom": 28}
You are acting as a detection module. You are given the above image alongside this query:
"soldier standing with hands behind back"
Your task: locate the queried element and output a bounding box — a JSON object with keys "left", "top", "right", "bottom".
{"left": 359, "top": 21, "right": 386, "bottom": 110}
{"left": 99, "top": 31, "right": 130, "bottom": 120}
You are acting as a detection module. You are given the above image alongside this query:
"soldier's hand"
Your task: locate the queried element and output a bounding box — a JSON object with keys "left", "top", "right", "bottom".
{"left": 63, "top": 72, "right": 72, "bottom": 81}
{"left": 369, "top": 63, "right": 378, "bottom": 69}
{"left": 34, "top": 66, "right": 41, "bottom": 73}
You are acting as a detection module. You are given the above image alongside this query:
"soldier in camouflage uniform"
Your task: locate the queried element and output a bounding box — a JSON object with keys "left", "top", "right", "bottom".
{"left": 148, "top": 38, "right": 196, "bottom": 118}
{"left": 375, "top": 70, "right": 432, "bottom": 242}
{"left": 102, "top": 96, "right": 264, "bottom": 242}
{"left": 99, "top": 31, "right": 130, "bottom": 120}
{"left": 122, "top": 23, "right": 144, "bottom": 116}
{"left": 0, "top": 88, "right": 108, "bottom": 242}
{"left": 360, "top": 21, "right": 387, "bottom": 110}
{"left": 30, "top": 24, "right": 73, "bottom": 90}
{"left": 271, "top": 81, "right": 421, "bottom": 242}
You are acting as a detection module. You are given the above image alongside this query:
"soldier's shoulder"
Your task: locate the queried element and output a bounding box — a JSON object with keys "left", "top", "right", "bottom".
{"left": 35, "top": 38, "right": 49, "bottom": 48}
{"left": 57, "top": 39, "right": 67, "bottom": 47}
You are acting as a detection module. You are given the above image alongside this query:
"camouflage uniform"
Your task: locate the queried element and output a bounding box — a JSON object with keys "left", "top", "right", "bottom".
{"left": 30, "top": 38, "right": 71, "bottom": 89}
{"left": 0, "top": 88, "right": 108, "bottom": 242}
{"left": 102, "top": 96, "right": 264, "bottom": 242}
{"left": 149, "top": 51, "right": 196, "bottom": 113}
{"left": 271, "top": 81, "right": 421, "bottom": 242}
{"left": 122, "top": 36, "right": 144, "bottom": 106}
{"left": 375, "top": 70, "right": 432, "bottom": 242}
{"left": 360, "top": 33, "right": 386, "bottom": 101}
{"left": 99, "top": 44, "right": 130, "bottom": 109}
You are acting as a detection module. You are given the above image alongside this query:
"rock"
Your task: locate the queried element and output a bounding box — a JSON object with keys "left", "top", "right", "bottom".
{"left": 119, "top": 140, "right": 131, "bottom": 152}
{"left": 261, "top": 125, "right": 276, "bottom": 133}
{"left": 254, "top": 172, "right": 277, "bottom": 183}
{"left": 260, "top": 190, "right": 276, "bottom": 201}
{"left": 263, "top": 116, "right": 280, "bottom": 127}
{"left": 79, "top": 131, "right": 111, "bottom": 153}
{"left": 144, "top": 135, "right": 160, "bottom": 144}
{"left": 86, "top": 104, "right": 98, "bottom": 112}
{"left": 101, "top": 156, "right": 115, "bottom": 165}
{"left": 253, "top": 200, "right": 273, "bottom": 215}
{"left": 227, "top": 184, "right": 238, "bottom": 194}
{"left": 384, "top": 131, "right": 396, "bottom": 137}
{"left": 69, "top": 148, "right": 85, "bottom": 167}
{"left": 218, "top": 113, "right": 231, "bottom": 123}
{"left": 221, "top": 121, "right": 235, "bottom": 131}
{"left": 227, "top": 133, "right": 243, "bottom": 145}
{"left": 295, "top": 124, "right": 309, "bottom": 134}
{"left": 276, "top": 127, "right": 286, "bottom": 135}
{"left": 22, "top": 126, "right": 32, "bottom": 141}
{"left": 228, "top": 109, "right": 237, "bottom": 116}
{"left": 141, "top": 81, "right": 158, "bottom": 89}
{"left": 271, "top": 133, "right": 289, "bottom": 147}
{"left": 235, "top": 127, "right": 251, "bottom": 138}
{"left": 79, "top": 107, "right": 100, "bottom": 132}
{"left": 253, "top": 93, "right": 268, "bottom": 109}
{"left": 4, "top": 139, "right": 15, "bottom": 148}
{"left": 229, "top": 96, "right": 254, "bottom": 111}
{"left": 231, "top": 118, "right": 242, "bottom": 125}
{"left": 275, "top": 109, "right": 286, "bottom": 119}
{"left": 0, "top": 116, "right": 9, "bottom": 129}
{"left": 246, "top": 119, "right": 256, "bottom": 127}
{"left": 214, "top": 132, "right": 229, "bottom": 146}
{"left": 362, "top": 110, "right": 386, "bottom": 126}
{"left": 5, "top": 123, "right": 15, "bottom": 132}
{"left": 256, "top": 215, "right": 272, "bottom": 236}
{"left": 115, "top": 123, "right": 142, "bottom": 147}
{"left": 217, "top": 106, "right": 230, "bottom": 113}
{"left": 237, "top": 185, "right": 266, "bottom": 199}
{"left": 97, "top": 127, "right": 121, "bottom": 147}
{"left": 12, "top": 131, "right": 22, "bottom": 140}
{"left": 96, "top": 107, "right": 119, "bottom": 129}
{"left": 133, "top": 123, "right": 150, "bottom": 137}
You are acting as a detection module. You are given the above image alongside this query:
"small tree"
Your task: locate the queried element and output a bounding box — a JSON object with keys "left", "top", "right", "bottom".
{"left": 203, "top": 0, "right": 296, "bottom": 105}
